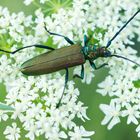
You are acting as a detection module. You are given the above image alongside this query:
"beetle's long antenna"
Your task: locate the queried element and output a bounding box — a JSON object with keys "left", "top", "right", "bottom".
{"left": 106, "top": 9, "right": 140, "bottom": 48}
{"left": 110, "top": 54, "right": 140, "bottom": 66}
{"left": 0, "top": 45, "right": 54, "bottom": 54}
{"left": 0, "top": 49, "right": 12, "bottom": 54}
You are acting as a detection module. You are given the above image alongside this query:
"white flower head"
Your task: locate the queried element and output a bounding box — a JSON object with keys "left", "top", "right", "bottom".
{"left": 24, "top": 0, "right": 34, "bottom": 6}
{"left": 4, "top": 123, "right": 20, "bottom": 140}
{"left": 121, "top": 104, "right": 140, "bottom": 125}
{"left": 100, "top": 101, "right": 121, "bottom": 130}
{"left": 0, "top": 111, "right": 9, "bottom": 122}
{"left": 68, "top": 126, "right": 95, "bottom": 140}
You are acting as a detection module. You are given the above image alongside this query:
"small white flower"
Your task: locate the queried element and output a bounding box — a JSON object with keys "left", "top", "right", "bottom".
{"left": 75, "top": 101, "right": 90, "bottom": 122}
{"left": 0, "top": 111, "right": 9, "bottom": 121}
{"left": 25, "top": 121, "right": 37, "bottom": 140}
{"left": 4, "top": 123, "right": 20, "bottom": 140}
{"left": 11, "top": 102, "right": 26, "bottom": 119}
{"left": 100, "top": 101, "right": 121, "bottom": 130}
{"left": 24, "top": 0, "right": 34, "bottom": 5}
{"left": 97, "top": 76, "right": 114, "bottom": 96}
{"left": 68, "top": 126, "right": 95, "bottom": 140}
{"left": 45, "top": 127, "right": 67, "bottom": 140}
{"left": 121, "top": 104, "right": 140, "bottom": 125}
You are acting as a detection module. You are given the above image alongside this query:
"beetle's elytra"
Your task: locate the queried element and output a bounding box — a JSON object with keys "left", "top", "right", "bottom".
{"left": 21, "top": 45, "right": 85, "bottom": 76}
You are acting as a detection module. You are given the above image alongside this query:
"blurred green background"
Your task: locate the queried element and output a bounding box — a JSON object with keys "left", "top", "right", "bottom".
{"left": 0, "top": 0, "right": 140, "bottom": 140}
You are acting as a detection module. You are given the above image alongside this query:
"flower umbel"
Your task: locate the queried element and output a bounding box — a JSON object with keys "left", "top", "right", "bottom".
{"left": 0, "top": 0, "right": 139, "bottom": 139}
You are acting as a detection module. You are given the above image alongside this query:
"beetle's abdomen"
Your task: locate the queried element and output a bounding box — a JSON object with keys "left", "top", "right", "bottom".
{"left": 20, "top": 45, "right": 85, "bottom": 76}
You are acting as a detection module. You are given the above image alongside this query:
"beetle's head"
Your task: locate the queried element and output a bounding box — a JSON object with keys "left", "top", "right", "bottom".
{"left": 99, "top": 47, "right": 111, "bottom": 57}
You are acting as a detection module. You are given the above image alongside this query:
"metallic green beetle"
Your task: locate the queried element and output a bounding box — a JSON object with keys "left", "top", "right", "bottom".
{"left": 0, "top": 9, "right": 140, "bottom": 107}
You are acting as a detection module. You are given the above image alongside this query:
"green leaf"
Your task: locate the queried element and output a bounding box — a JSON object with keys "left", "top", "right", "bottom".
{"left": 94, "top": 27, "right": 108, "bottom": 39}
{"left": 133, "top": 80, "right": 140, "bottom": 88}
{"left": 87, "top": 28, "right": 94, "bottom": 37}
{"left": 0, "top": 103, "right": 14, "bottom": 111}
{"left": 87, "top": 28, "right": 107, "bottom": 47}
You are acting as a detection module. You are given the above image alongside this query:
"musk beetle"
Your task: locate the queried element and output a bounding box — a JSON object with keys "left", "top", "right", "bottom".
{"left": 0, "top": 9, "right": 140, "bottom": 107}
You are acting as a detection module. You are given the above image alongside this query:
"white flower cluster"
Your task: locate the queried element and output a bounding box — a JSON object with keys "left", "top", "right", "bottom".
{"left": 0, "top": 1, "right": 94, "bottom": 139}
{"left": 87, "top": 0, "right": 140, "bottom": 137}
{"left": 98, "top": 59, "right": 140, "bottom": 130}
{"left": 0, "top": 0, "right": 139, "bottom": 139}
{"left": 0, "top": 53, "right": 94, "bottom": 139}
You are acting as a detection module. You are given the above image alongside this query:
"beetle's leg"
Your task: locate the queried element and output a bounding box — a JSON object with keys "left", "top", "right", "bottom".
{"left": 56, "top": 68, "right": 69, "bottom": 108}
{"left": 0, "top": 44, "right": 55, "bottom": 54}
{"left": 73, "top": 64, "right": 84, "bottom": 79}
{"left": 89, "top": 61, "right": 108, "bottom": 70}
{"left": 93, "top": 45, "right": 97, "bottom": 51}
{"left": 44, "top": 25, "right": 74, "bottom": 45}
{"left": 83, "top": 35, "right": 88, "bottom": 52}
{"left": 84, "top": 35, "right": 88, "bottom": 47}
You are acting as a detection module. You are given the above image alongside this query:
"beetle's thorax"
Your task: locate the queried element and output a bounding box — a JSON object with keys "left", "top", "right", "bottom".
{"left": 82, "top": 46, "right": 111, "bottom": 61}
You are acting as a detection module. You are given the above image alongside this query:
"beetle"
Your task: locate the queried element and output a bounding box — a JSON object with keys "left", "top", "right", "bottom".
{"left": 0, "top": 9, "right": 140, "bottom": 107}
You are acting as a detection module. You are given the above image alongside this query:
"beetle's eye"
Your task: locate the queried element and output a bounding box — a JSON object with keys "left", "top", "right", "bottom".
{"left": 104, "top": 52, "right": 108, "bottom": 57}
{"left": 104, "top": 51, "right": 111, "bottom": 57}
